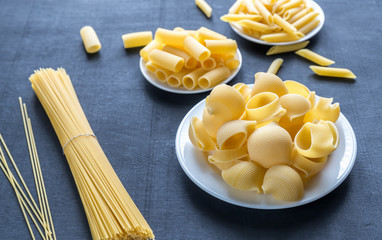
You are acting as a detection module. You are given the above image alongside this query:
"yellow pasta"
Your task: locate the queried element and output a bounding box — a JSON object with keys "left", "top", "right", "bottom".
{"left": 262, "top": 165, "right": 304, "bottom": 201}
{"left": 254, "top": 0, "right": 273, "bottom": 24}
{"left": 195, "top": 0, "right": 212, "bottom": 18}
{"left": 155, "top": 28, "right": 188, "bottom": 48}
{"left": 237, "top": 19, "right": 275, "bottom": 32}
{"left": 288, "top": 8, "right": 312, "bottom": 23}
{"left": 202, "top": 107, "right": 226, "bottom": 139}
{"left": 201, "top": 57, "right": 216, "bottom": 70}
{"left": 225, "top": 54, "right": 240, "bottom": 70}
{"left": 220, "top": 14, "right": 262, "bottom": 22}
{"left": 267, "top": 58, "right": 284, "bottom": 74}
{"left": 216, "top": 120, "right": 256, "bottom": 150}
{"left": 273, "top": 14, "right": 298, "bottom": 34}
{"left": 243, "top": 0, "right": 259, "bottom": 14}
{"left": 229, "top": 0, "right": 244, "bottom": 14}
{"left": 291, "top": 147, "right": 327, "bottom": 179}
{"left": 122, "top": 31, "right": 152, "bottom": 48}
{"left": 167, "top": 68, "right": 192, "bottom": 87}
{"left": 80, "top": 26, "right": 101, "bottom": 54}
{"left": 251, "top": 72, "right": 289, "bottom": 97}
{"left": 299, "top": 18, "right": 320, "bottom": 35}
{"left": 145, "top": 61, "right": 160, "bottom": 73}
{"left": 205, "top": 39, "right": 237, "bottom": 55}
{"left": 260, "top": 31, "right": 304, "bottom": 42}
{"left": 197, "top": 27, "right": 227, "bottom": 41}
{"left": 278, "top": 0, "right": 303, "bottom": 14}
{"left": 148, "top": 49, "right": 184, "bottom": 72}
{"left": 304, "top": 96, "right": 340, "bottom": 123}
{"left": 309, "top": 66, "right": 357, "bottom": 79}
{"left": 292, "top": 11, "right": 319, "bottom": 29}
{"left": 140, "top": 40, "right": 162, "bottom": 61}
{"left": 233, "top": 83, "right": 252, "bottom": 103}
{"left": 162, "top": 45, "right": 198, "bottom": 69}
{"left": 182, "top": 67, "right": 208, "bottom": 90}
{"left": 155, "top": 66, "right": 173, "bottom": 82}
{"left": 189, "top": 117, "right": 216, "bottom": 151}
{"left": 283, "top": 6, "right": 304, "bottom": 20}
{"left": 266, "top": 41, "right": 309, "bottom": 55}
{"left": 198, "top": 66, "right": 231, "bottom": 89}
{"left": 284, "top": 80, "right": 315, "bottom": 108}
{"left": 183, "top": 36, "right": 211, "bottom": 61}
{"left": 208, "top": 145, "right": 248, "bottom": 165}
{"left": 295, "top": 49, "right": 335, "bottom": 66}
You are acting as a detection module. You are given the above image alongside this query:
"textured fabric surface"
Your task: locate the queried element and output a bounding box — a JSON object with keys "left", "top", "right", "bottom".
{"left": 0, "top": 0, "right": 381, "bottom": 239}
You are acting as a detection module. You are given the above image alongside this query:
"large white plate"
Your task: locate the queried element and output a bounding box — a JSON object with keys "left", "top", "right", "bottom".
{"left": 175, "top": 94, "right": 357, "bottom": 209}
{"left": 140, "top": 49, "right": 242, "bottom": 94}
{"left": 229, "top": 0, "right": 325, "bottom": 46}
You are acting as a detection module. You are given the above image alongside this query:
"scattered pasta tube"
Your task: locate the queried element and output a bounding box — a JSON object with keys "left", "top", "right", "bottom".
{"left": 198, "top": 66, "right": 230, "bottom": 89}
{"left": 148, "top": 49, "right": 185, "bottom": 72}
{"left": 80, "top": 26, "right": 101, "bottom": 54}
{"left": 122, "top": 31, "right": 152, "bottom": 48}
{"left": 195, "top": 0, "right": 212, "bottom": 18}
{"left": 295, "top": 49, "right": 335, "bottom": 66}
{"left": 267, "top": 58, "right": 284, "bottom": 74}
{"left": 309, "top": 66, "right": 357, "bottom": 79}
{"left": 266, "top": 41, "right": 309, "bottom": 55}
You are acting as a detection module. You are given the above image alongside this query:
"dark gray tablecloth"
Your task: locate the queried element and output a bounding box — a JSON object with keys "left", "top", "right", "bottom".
{"left": 0, "top": 0, "right": 381, "bottom": 239}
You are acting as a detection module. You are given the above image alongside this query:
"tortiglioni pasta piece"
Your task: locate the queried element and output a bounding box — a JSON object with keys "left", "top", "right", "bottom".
{"left": 140, "top": 40, "right": 162, "bottom": 61}
{"left": 201, "top": 57, "right": 216, "bottom": 70}
{"left": 145, "top": 61, "right": 160, "bottom": 73}
{"left": 155, "top": 28, "right": 188, "bottom": 48}
{"left": 162, "top": 45, "right": 198, "bottom": 69}
{"left": 266, "top": 41, "right": 309, "bottom": 55}
{"left": 167, "top": 68, "right": 192, "bottom": 87}
{"left": 198, "top": 66, "right": 231, "bottom": 89}
{"left": 205, "top": 39, "right": 237, "bottom": 55}
{"left": 295, "top": 49, "right": 335, "bottom": 66}
{"left": 155, "top": 67, "right": 173, "bottom": 82}
{"left": 309, "top": 66, "right": 357, "bottom": 79}
{"left": 80, "top": 26, "right": 101, "bottom": 54}
{"left": 122, "top": 31, "right": 153, "bottom": 48}
{"left": 183, "top": 36, "right": 211, "bottom": 61}
{"left": 182, "top": 68, "right": 208, "bottom": 90}
{"left": 197, "top": 27, "right": 227, "bottom": 41}
{"left": 195, "top": 0, "right": 212, "bottom": 18}
{"left": 148, "top": 49, "right": 184, "bottom": 72}
{"left": 267, "top": 58, "right": 284, "bottom": 75}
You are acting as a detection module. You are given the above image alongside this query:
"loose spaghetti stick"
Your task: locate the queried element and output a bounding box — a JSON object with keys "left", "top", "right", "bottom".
{"left": 195, "top": 0, "right": 212, "bottom": 18}
{"left": 295, "top": 49, "right": 335, "bottom": 66}
{"left": 266, "top": 41, "right": 309, "bottom": 55}
{"left": 80, "top": 26, "right": 101, "bottom": 54}
{"left": 122, "top": 31, "right": 152, "bottom": 48}
{"left": 267, "top": 58, "right": 284, "bottom": 74}
{"left": 309, "top": 66, "right": 356, "bottom": 79}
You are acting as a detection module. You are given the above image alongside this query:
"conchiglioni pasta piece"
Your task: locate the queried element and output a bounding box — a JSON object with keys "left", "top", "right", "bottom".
{"left": 216, "top": 120, "right": 257, "bottom": 150}
{"left": 295, "top": 120, "right": 339, "bottom": 158}
{"left": 284, "top": 80, "right": 315, "bottom": 108}
{"left": 202, "top": 107, "right": 225, "bottom": 139}
{"left": 233, "top": 83, "right": 251, "bottom": 103}
{"left": 205, "top": 84, "right": 246, "bottom": 122}
{"left": 245, "top": 92, "right": 286, "bottom": 124}
{"left": 291, "top": 147, "right": 327, "bottom": 179}
{"left": 213, "top": 159, "right": 245, "bottom": 171}
{"left": 250, "top": 72, "right": 288, "bottom": 98}
{"left": 262, "top": 165, "right": 304, "bottom": 201}
{"left": 304, "top": 97, "right": 340, "bottom": 123}
{"left": 188, "top": 117, "right": 216, "bottom": 151}
{"left": 208, "top": 145, "right": 248, "bottom": 166}
{"left": 247, "top": 122, "right": 293, "bottom": 168}
{"left": 222, "top": 161, "right": 266, "bottom": 192}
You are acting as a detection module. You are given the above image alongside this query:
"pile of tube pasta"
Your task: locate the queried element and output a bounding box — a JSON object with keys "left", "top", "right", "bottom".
{"left": 188, "top": 72, "right": 340, "bottom": 202}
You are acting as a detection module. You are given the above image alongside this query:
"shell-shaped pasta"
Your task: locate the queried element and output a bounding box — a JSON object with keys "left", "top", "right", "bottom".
{"left": 233, "top": 83, "right": 251, "bottom": 103}
{"left": 250, "top": 72, "right": 289, "bottom": 98}
{"left": 304, "top": 97, "right": 340, "bottom": 123}
{"left": 205, "top": 84, "right": 246, "bottom": 122}
{"left": 222, "top": 161, "right": 266, "bottom": 192}
{"left": 188, "top": 117, "right": 216, "bottom": 151}
{"left": 262, "top": 165, "right": 304, "bottom": 201}
{"left": 245, "top": 92, "right": 286, "bottom": 125}
{"left": 284, "top": 80, "right": 315, "bottom": 108}
{"left": 216, "top": 120, "right": 257, "bottom": 149}
{"left": 247, "top": 122, "right": 293, "bottom": 168}
{"left": 295, "top": 120, "right": 339, "bottom": 158}
{"left": 291, "top": 147, "right": 328, "bottom": 179}
{"left": 208, "top": 145, "right": 248, "bottom": 167}
{"left": 202, "top": 107, "right": 225, "bottom": 139}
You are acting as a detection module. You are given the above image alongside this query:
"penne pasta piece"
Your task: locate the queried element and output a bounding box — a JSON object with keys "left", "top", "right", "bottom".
{"left": 229, "top": 0, "right": 244, "bottom": 14}
{"left": 167, "top": 68, "right": 192, "bottom": 87}
{"left": 148, "top": 49, "right": 184, "bottom": 72}
{"left": 266, "top": 40, "right": 309, "bottom": 55}
{"left": 278, "top": 0, "right": 303, "bottom": 15}
{"left": 260, "top": 31, "right": 303, "bottom": 42}
{"left": 271, "top": 0, "right": 289, "bottom": 14}
{"left": 182, "top": 68, "right": 209, "bottom": 90}
{"left": 195, "top": 0, "right": 212, "bottom": 18}
{"left": 173, "top": 27, "right": 185, "bottom": 32}
{"left": 237, "top": 19, "right": 275, "bottom": 32}
{"left": 299, "top": 18, "right": 320, "bottom": 35}
{"left": 267, "top": 58, "right": 284, "bottom": 75}
{"left": 121, "top": 31, "right": 152, "bottom": 48}
{"left": 162, "top": 45, "right": 198, "bottom": 69}
{"left": 198, "top": 66, "right": 231, "bottom": 89}
{"left": 155, "top": 67, "right": 173, "bottom": 82}
{"left": 295, "top": 49, "right": 335, "bottom": 66}
{"left": 205, "top": 39, "right": 237, "bottom": 55}
{"left": 154, "top": 28, "right": 188, "bottom": 48}
{"left": 288, "top": 8, "right": 312, "bottom": 23}
{"left": 80, "top": 26, "right": 101, "bottom": 54}
{"left": 197, "top": 27, "right": 227, "bottom": 40}
{"left": 201, "top": 57, "right": 216, "bottom": 70}
{"left": 309, "top": 66, "right": 357, "bottom": 79}
{"left": 283, "top": 7, "right": 304, "bottom": 20}
{"left": 140, "top": 40, "right": 162, "bottom": 61}
{"left": 220, "top": 14, "right": 262, "bottom": 22}
{"left": 254, "top": 0, "right": 274, "bottom": 24}
{"left": 183, "top": 36, "right": 211, "bottom": 61}
{"left": 243, "top": 0, "right": 259, "bottom": 14}
{"left": 273, "top": 14, "right": 298, "bottom": 34}
{"left": 292, "top": 11, "right": 319, "bottom": 29}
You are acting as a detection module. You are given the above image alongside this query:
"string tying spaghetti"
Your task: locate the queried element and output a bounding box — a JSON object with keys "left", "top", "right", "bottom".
{"left": 62, "top": 133, "right": 97, "bottom": 154}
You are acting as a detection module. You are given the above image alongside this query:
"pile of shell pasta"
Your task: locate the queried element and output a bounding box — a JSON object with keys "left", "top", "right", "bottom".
{"left": 188, "top": 72, "right": 340, "bottom": 202}
{"left": 140, "top": 27, "right": 240, "bottom": 90}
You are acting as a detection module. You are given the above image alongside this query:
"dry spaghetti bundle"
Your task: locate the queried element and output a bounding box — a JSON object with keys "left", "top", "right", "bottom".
{"left": 29, "top": 68, "right": 154, "bottom": 240}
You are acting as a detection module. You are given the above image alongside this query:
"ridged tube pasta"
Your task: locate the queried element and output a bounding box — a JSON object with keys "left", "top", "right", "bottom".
{"left": 251, "top": 72, "right": 288, "bottom": 97}
{"left": 243, "top": 0, "right": 259, "bottom": 14}
{"left": 237, "top": 19, "right": 275, "bottom": 33}
{"left": 267, "top": 58, "right": 284, "bottom": 75}
{"left": 262, "top": 165, "right": 304, "bottom": 201}
{"left": 145, "top": 61, "right": 160, "bottom": 73}
{"left": 205, "top": 39, "right": 238, "bottom": 55}
{"left": 292, "top": 12, "right": 319, "bottom": 30}
{"left": 154, "top": 28, "right": 188, "bottom": 48}
{"left": 220, "top": 14, "right": 263, "bottom": 22}
{"left": 266, "top": 41, "right": 309, "bottom": 55}
{"left": 154, "top": 66, "right": 173, "bottom": 82}
{"left": 260, "top": 32, "right": 304, "bottom": 43}
{"left": 201, "top": 57, "right": 216, "bottom": 70}
{"left": 254, "top": 0, "right": 273, "bottom": 25}
{"left": 278, "top": 0, "right": 304, "bottom": 15}
{"left": 80, "top": 26, "right": 101, "bottom": 54}
{"left": 225, "top": 54, "right": 240, "bottom": 70}
{"left": 198, "top": 66, "right": 231, "bottom": 89}
{"left": 216, "top": 120, "right": 257, "bottom": 150}
{"left": 291, "top": 147, "right": 327, "bottom": 179}
{"left": 247, "top": 122, "right": 293, "bottom": 168}
{"left": 188, "top": 117, "right": 216, "bottom": 151}
{"left": 195, "top": 0, "right": 212, "bottom": 18}
{"left": 284, "top": 80, "right": 315, "bottom": 109}
{"left": 205, "top": 84, "right": 246, "bottom": 122}
{"left": 183, "top": 36, "right": 211, "bottom": 61}
{"left": 295, "top": 49, "right": 335, "bottom": 66}
{"left": 229, "top": 0, "right": 244, "bottom": 14}
{"left": 222, "top": 161, "right": 266, "bottom": 192}
{"left": 295, "top": 120, "right": 339, "bottom": 158}
{"left": 299, "top": 19, "right": 320, "bottom": 35}
{"left": 197, "top": 27, "right": 227, "bottom": 41}
{"left": 304, "top": 97, "right": 340, "bottom": 123}
{"left": 182, "top": 68, "right": 208, "bottom": 90}
{"left": 140, "top": 40, "right": 162, "bottom": 61}
{"left": 309, "top": 66, "right": 357, "bottom": 79}
{"left": 162, "top": 45, "right": 198, "bottom": 69}
{"left": 122, "top": 31, "right": 153, "bottom": 48}
{"left": 208, "top": 146, "right": 248, "bottom": 169}
{"left": 245, "top": 92, "right": 286, "bottom": 124}
{"left": 167, "top": 68, "right": 192, "bottom": 87}
{"left": 148, "top": 49, "right": 184, "bottom": 73}
{"left": 273, "top": 14, "right": 298, "bottom": 34}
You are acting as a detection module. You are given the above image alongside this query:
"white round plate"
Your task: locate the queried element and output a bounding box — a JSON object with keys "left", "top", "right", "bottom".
{"left": 175, "top": 93, "right": 356, "bottom": 209}
{"left": 229, "top": 0, "right": 325, "bottom": 46}
{"left": 140, "top": 49, "right": 242, "bottom": 94}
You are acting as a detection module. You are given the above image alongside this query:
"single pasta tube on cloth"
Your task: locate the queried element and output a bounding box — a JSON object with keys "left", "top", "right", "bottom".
{"left": 29, "top": 68, "right": 154, "bottom": 240}
{"left": 80, "top": 26, "right": 101, "bottom": 54}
